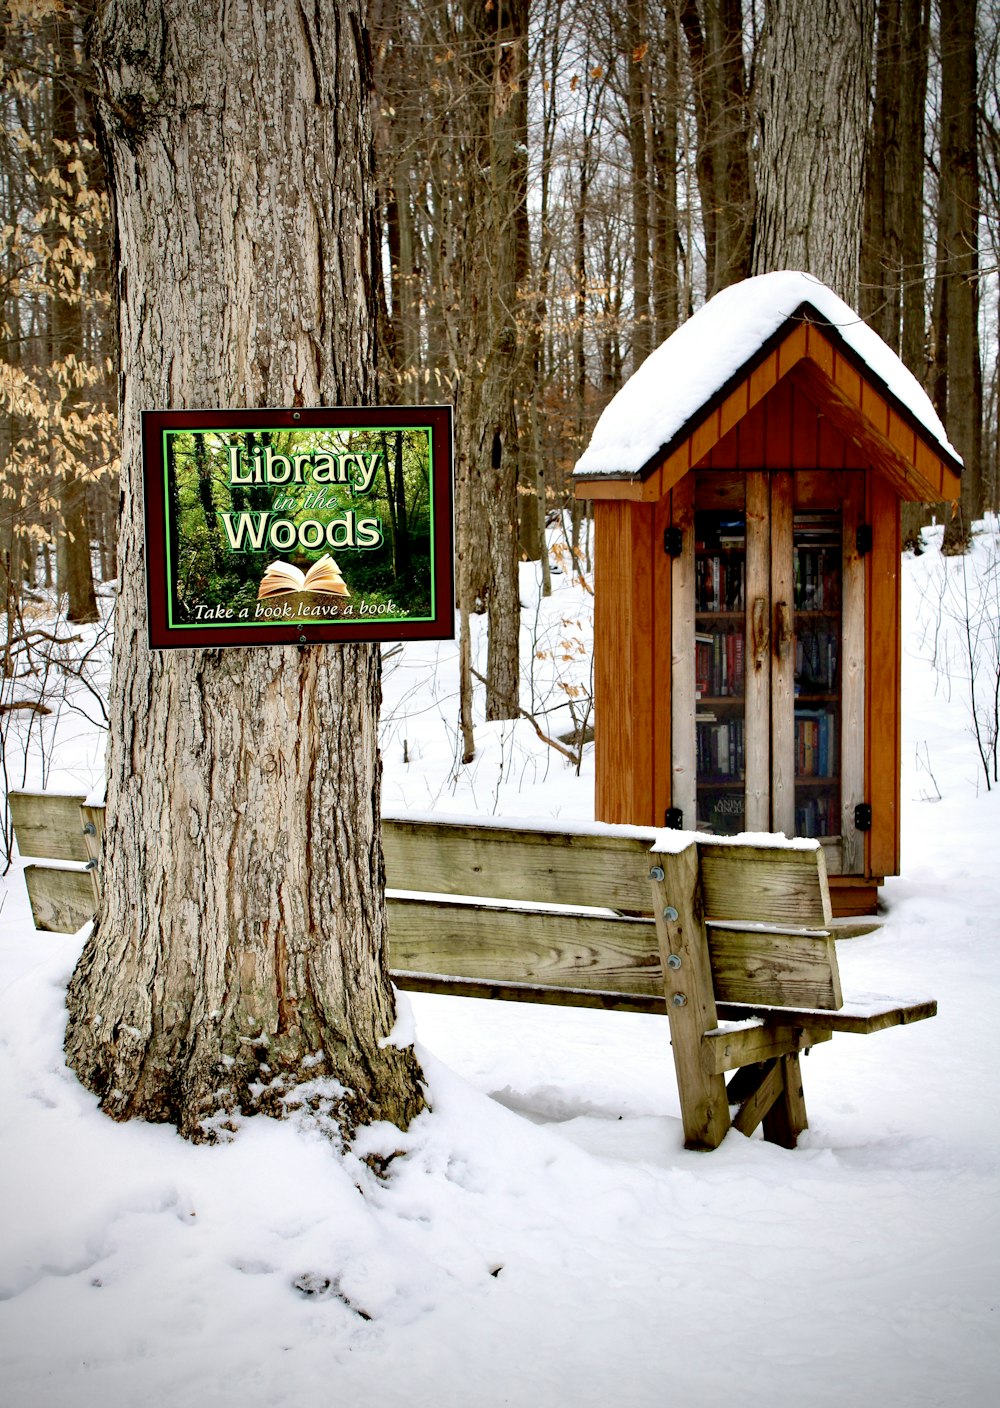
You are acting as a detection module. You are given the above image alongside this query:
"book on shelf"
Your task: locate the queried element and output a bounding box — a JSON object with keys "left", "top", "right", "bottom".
{"left": 795, "top": 628, "right": 838, "bottom": 692}
{"left": 795, "top": 792, "right": 840, "bottom": 838}
{"left": 696, "top": 554, "right": 746, "bottom": 612}
{"left": 794, "top": 544, "right": 841, "bottom": 611}
{"left": 696, "top": 628, "right": 745, "bottom": 697}
{"left": 257, "top": 554, "right": 350, "bottom": 599}
{"left": 698, "top": 792, "right": 745, "bottom": 836}
{"left": 696, "top": 637, "right": 712, "bottom": 697}
{"left": 696, "top": 716, "right": 745, "bottom": 778}
{"left": 794, "top": 708, "right": 837, "bottom": 778}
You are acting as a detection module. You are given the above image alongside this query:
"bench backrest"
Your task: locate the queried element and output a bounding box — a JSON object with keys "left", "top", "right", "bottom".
{"left": 8, "top": 791, "right": 842, "bottom": 1014}
{"left": 383, "top": 816, "right": 659, "bottom": 911}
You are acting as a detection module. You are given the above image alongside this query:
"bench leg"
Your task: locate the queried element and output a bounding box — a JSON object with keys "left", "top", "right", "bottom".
{"left": 728, "top": 1052, "right": 809, "bottom": 1149}
{"left": 761, "top": 1052, "right": 808, "bottom": 1149}
{"left": 651, "top": 846, "right": 731, "bottom": 1151}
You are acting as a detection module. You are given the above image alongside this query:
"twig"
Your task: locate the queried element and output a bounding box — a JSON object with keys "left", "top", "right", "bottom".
{"left": 470, "top": 667, "right": 578, "bottom": 763}
{"left": 0, "top": 700, "right": 53, "bottom": 716}
{"left": 8, "top": 629, "right": 84, "bottom": 649}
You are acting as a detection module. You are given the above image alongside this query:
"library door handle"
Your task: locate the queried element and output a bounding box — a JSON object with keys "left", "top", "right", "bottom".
{"left": 775, "top": 600, "right": 793, "bottom": 661}
{"left": 751, "top": 596, "right": 769, "bottom": 669}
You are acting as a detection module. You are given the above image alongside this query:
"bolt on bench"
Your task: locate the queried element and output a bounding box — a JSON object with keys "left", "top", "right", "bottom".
{"left": 8, "top": 791, "right": 936, "bottom": 1150}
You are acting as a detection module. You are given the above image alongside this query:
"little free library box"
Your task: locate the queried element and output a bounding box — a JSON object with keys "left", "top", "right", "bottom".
{"left": 142, "top": 405, "right": 453, "bottom": 648}
{"left": 574, "top": 272, "right": 962, "bottom": 916}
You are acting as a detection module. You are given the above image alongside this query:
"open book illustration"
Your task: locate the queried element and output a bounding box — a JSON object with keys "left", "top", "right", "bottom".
{"left": 257, "top": 554, "right": 350, "bottom": 599}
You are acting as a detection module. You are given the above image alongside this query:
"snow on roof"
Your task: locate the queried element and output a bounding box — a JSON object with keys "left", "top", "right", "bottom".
{"left": 573, "top": 270, "right": 960, "bottom": 478}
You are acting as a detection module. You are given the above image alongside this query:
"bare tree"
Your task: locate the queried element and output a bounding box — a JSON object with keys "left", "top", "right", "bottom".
{"left": 681, "top": 0, "right": 752, "bottom": 297}
{"left": 935, "top": 0, "right": 982, "bottom": 551}
{"left": 860, "top": 0, "right": 930, "bottom": 362}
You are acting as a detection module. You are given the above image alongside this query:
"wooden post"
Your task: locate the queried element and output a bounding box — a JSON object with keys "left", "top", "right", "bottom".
{"left": 840, "top": 471, "right": 866, "bottom": 874}
{"left": 770, "top": 471, "right": 795, "bottom": 836}
{"left": 80, "top": 802, "right": 105, "bottom": 907}
{"left": 744, "top": 471, "right": 771, "bottom": 830}
{"left": 670, "top": 476, "right": 696, "bottom": 826}
{"left": 650, "top": 843, "right": 731, "bottom": 1150}
{"left": 761, "top": 1052, "right": 809, "bottom": 1148}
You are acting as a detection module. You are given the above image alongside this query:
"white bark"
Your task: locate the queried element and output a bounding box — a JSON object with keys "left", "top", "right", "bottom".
{"left": 752, "top": 0, "right": 875, "bottom": 302}
{"left": 65, "top": 0, "right": 424, "bottom": 1141}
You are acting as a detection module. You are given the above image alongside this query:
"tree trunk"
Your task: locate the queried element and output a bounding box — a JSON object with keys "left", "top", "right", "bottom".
{"left": 861, "top": 0, "right": 902, "bottom": 346}
{"left": 65, "top": 0, "right": 425, "bottom": 1143}
{"left": 625, "top": 1, "right": 653, "bottom": 368}
{"left": 650, "top": 3, "right": 680, "bottom": 342}
{"left": 453, "top": 0, "right": 529, "bottom": 721}
{"left": 862, "top": 0, "right": 932, "bottom": 549}
{"left": 860, "top": 0, "right": 929, "bottom": 362}
{"left": 705, "top": 0, "right": 752, "bottom": 293}
{"left": 752, "top": 0, "right": 875, "bottom": 302}
{"left": 681, "top": 0, "right": 718, "bottom": 294}
{"left": 898, "top": 0, "right": 931, "bottom": 382}
{"left": 50, "top": 16, "right": 99, "bottom": 624}
{"left": 938, "top": 0, "right": 982, "bottom": 552}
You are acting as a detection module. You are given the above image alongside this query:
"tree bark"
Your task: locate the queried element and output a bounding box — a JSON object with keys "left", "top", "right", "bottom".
{"left": 938, "top": 0, "right": 982, "bottom": 551}
{"left": 752, "top": 0, "right": 875, "bottom": 303}
{"left": 650, "top": 2, "right": 680, "bottom": 341}
{"left": 625, "top": 1, "right": 653, "bottom": 368}
{"left": 50, "top": 16, "right": 99, "bottom": 624}
{"left": 861, "top": 0, "right": 932, "bottom": 548}
{"left": 680, "top": 0, "right": 751, "bottom": 298}
{"left": 860, "top": 0, "right": 929, "bottom": 362}
{"left": 453, "top": 0, "right": 529, "bottom": 721}
{"left": 65, "top": 0, "right": 425, "bottom": 1142}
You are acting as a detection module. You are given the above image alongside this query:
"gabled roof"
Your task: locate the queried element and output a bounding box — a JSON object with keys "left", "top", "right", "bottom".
{"left": 573, "top": 271, "right": 962, "bottom": 504}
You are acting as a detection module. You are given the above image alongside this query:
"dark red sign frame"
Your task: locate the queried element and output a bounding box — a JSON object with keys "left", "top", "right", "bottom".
{"left": 141, "top": 405, "right": 454, "bottom": 649}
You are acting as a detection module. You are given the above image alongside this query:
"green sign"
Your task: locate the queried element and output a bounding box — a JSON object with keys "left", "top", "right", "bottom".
{"left": 141, "top": 406, "right": 454, "bottom": 649}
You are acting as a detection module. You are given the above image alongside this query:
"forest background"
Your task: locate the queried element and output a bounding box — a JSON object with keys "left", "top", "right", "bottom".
{"left": 1, "top": 0, "right": 996, "bottom": 739}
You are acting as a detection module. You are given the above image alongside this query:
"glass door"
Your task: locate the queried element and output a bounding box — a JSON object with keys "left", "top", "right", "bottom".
{"left": 793, "top": 512, "right": 842, "bottom": 839}
{"left": 768, "top": 470, "right": 865, "bottom": 875}
{"left": 693, "top": 508, "right": 746, "bottom": 834}
{"left": 674, "top": 470, "right": 864, "bottom": 872}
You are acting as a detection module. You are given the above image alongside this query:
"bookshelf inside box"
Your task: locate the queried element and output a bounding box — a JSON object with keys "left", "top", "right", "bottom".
{"left": 694, "top": 509, "right": 748, "bottom": 834}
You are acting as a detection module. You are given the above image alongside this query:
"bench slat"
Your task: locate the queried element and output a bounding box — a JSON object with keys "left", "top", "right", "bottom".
{"left": 697, "top": 842, "right": 833, "bottom": 927}
{"left": 383, "top": 818, "right": 658, "bottom": 913}
{"left": 22, "top": 864, "right": 95, "bottom": 933}
{"left": 9, "top": 791, "right": 90, "bottom": 863}
{"left": 387, "top": 895, "right": 662, "bottom": 997}
{"left": 701, "top": 1021, "right": 833, "bottom": 1073}
{"left": 391, "top": 971, "right": 667, "bottom": 1014}
{"left": 708, "top": 924, "right": 843, "bottom": 1009}
{"left": 716, "top": 995, "right": 937, "bottom": 1033}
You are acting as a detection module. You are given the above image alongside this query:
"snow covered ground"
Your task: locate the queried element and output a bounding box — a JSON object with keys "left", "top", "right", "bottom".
{"left": 1, "top": 526, "right": 998, "bottom": 1407}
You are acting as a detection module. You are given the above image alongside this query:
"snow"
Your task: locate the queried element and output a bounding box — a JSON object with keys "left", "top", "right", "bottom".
{"left": 652, "top": 827, "right": 820, "bottom": 854}
{"left": 574, "top": 271, "right": 961, "bottom": 478}
{"left": 2, "top": 522, "right": 1000, "bottom": 1406}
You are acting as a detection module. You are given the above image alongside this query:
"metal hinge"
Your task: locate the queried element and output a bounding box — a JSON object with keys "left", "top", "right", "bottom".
{"left": 665, "top": 807, "right": 684, "bottom": 829}
{"left": 854, "top": 802, "right": 872, "bottom": 831}
{"left": 856, "top": 524, "right": 873, "bottom": 556}
{"left": 663, "top": 526, "right": 683, "bottom": 558}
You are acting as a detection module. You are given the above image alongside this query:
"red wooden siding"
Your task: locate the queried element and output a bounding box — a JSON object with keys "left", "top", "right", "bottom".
{"left": 867, "top": 474, "right": 901, "bottom": 878}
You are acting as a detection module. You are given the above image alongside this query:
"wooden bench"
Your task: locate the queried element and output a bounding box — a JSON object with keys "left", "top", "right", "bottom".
{"left": 6, "top": 790, "right": 935, "bottom": 1151}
